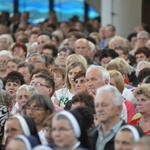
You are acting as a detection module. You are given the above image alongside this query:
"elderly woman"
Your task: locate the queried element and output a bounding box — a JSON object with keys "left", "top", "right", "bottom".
{"left": 3, "top": 71, "right": 25, "bottom": 106}
{"left": 25, "top": 94, "right": 55, "bottom": 144}
{"left": 11, "top": 84, "right": 38, "bottom": 114}
{"left": 115, "top": 125, "right": 144, "bottom": 150}
{"left": 130, "top": 84, "right": 150, "bottom": 135}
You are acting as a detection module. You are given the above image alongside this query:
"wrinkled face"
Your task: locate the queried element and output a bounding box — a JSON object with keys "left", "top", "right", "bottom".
{"left": 57, "top": 51, "right": 69, "bottom": 68}
{"left": 37, "top": 35, "right": 50, "bottom": 51}
{"left": 0, "top": 55, "right": 8, "bottom": 71}
{"left": 7, "top": 61, "right": 18, "bottom": 73}
{"left": 115, "top": 130, "right": 134, "bottom": 150}
{"left": 6, "top": 119, "right": 24, "bottom": 139}
{"left": 136, "top": 94, "right": 150, "bottom": 115}
{"left": 86, "top": 68, "right": 105, "bottom": 95}
{"left": 28, "top": 55, "right": 45, "bottom": 68}
{"left": 68, "top": 66, "right": 82, "bottom": 87}
{"left": 26, "top": 101, "right": 47, "bottom": 127}
{"left": 74, "top": 76, "right": 86, "bottom": 93}
{"left": 137, "top": 35, "right": 148, "bottom": 48}
{"left": 18, "top": 67, "right": 31, "bottom": 85}
{"left": 6, "top": 139, "right": 26, "bottom": 150}
{"left": 95, "top": 92, "right": 120, "bottom": 124}
{"left": 0, "top": 37, "right": 8, "bottom": 50}
{"left": 52, "top": 119, "right": 77, "bottom": 148}
{"left": 75, "top": 40, "right": 90, "bottom": 56}
{"left": 17, "top": 89, "right": 30, "bottom": 110}
{"left": 5, "top": 81, "right": 21, "bottom": 98}
{"left": 135, "top": 53, "right": 149, "bottom": 63}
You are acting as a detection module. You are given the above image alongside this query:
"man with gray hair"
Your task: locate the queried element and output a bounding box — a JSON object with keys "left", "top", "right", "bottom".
{"left": 28, "top": 53, "right": 45, "bottom": 69}
{"left": 130, "top": 31, "right": 150, "bottom": 56}
{"left": 88, "top": 85, "right": 126, "bottom": 150}
{"left": 85, "top": 65, "right": 110, "bottom": 96}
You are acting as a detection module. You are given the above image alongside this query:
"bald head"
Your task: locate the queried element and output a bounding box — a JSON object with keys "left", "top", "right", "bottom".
{"left": 75, "top": 38, "right": 90, "bottom": 56}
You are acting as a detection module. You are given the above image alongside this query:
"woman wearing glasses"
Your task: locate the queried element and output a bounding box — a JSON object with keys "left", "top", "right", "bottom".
{"left": 25, "top": 94, "right": 55, "bottom": 144}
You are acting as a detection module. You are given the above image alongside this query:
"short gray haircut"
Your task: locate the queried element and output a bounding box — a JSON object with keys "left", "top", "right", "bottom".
{"left": 137, "top": 31, "right": 150, "bottom": 40}
{"left": 0, "top": 50, "right": 13, "bottom": 58}
{"left": 136, "top": 61, "right": 150, "bottom": 77}
{"left": 95, "top": 85, "right": 124, "bottom": 106}
{"left": 86, "top": 65, "right": 110, "bottom": 83}
{"left": 28, "top": 53, "right": 45, "bottom": 64}
{"left": 16, "top": 84, "right": 38, "bottom": 101}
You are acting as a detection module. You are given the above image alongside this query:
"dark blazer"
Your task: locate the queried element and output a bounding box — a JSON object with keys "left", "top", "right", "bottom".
{"left": 88, "top": 120, "right": 126, "bottom": 150}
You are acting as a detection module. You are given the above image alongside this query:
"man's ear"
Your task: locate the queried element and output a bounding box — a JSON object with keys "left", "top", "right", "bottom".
{"left": 104, "top": 79, "right": 109, "bottom": 85}
{"left": 48, "top": 87, "right": 53, "bottom": 96}
{"left": 117, "top": 105, "right": 123, "bottom": 115}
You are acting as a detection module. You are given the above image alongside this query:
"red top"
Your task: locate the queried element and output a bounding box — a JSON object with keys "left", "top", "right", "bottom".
{"left": 130, "top": 117, "right": 150, "bottom": 135}
{"left": 124, "top": 100, "right": 135, "bottom": 124}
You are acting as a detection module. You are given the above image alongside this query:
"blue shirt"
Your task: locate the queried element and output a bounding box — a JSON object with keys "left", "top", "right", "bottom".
{"left": 96, "top": 120, "right": 123, "bottom": 150}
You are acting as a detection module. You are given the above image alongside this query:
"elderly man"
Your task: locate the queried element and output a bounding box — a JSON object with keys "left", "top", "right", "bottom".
{"left": 88, "top": 85, "right": 126, "bottom": 150}
{"left": 37, "top": 32, "right": 51, "bottom": 52}
{"left": 74, "top": 38, "right": 91, "bottom": 56}
{"left": 85, "top": 65, "right": 110, "bottom": 96}
{"left": 28, "top": 53, "right": 45, "bottom": 69}
{"left": 86, "top": 65, "right": 127, "bottom": 123}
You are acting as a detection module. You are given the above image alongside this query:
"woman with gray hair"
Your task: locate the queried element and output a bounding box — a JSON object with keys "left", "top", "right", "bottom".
{"left": 11, "top": 84, "right": 38, "bottom": 114}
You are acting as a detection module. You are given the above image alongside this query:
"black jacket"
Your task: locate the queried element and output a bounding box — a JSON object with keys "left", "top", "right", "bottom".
{"left": 88, "top": 120, "right": 126, "bottom": 150}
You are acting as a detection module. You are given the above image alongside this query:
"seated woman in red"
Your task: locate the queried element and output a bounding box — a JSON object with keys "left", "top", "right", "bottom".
{"left": 130, "top": 84, "right": 150, "bottom": 135}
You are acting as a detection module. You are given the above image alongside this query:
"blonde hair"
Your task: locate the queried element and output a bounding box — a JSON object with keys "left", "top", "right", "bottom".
{"left": 133, "top": 84, "right": 150, "bottom": 98}
{"left": 109, "top": 70, "right": 124, "bottom": 93}
{"left": 106, "top": 58, "right": 129, "bottom": 76}
{"left": 109, "top": 35, "right": 127, "bottom": 49}
{"left": 66, "top": 61, "right": 87, "bottom": 89}
{"left": 66, "top": 54, "right": 87, "bottom": 69}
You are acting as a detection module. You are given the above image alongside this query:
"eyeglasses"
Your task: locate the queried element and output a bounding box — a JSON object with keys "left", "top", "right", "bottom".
{"left": 26, "top": 106, "right": 45, "bottom": 111}
{"left": 51, "top": 127, "right": 73, "bottom": 133}
{"left": 29, "top": 60, "right": 43, "bottom": 64}
{"left": 30, "top": 82, "right": 50, "bottom": 88}
{"left": 57, "top": 53, "right": 68, "bottom": 57}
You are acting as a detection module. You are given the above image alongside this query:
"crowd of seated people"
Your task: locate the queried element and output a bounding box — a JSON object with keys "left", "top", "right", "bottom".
{"left": 0, "top": 10, "right": 150, "bottom": 150}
